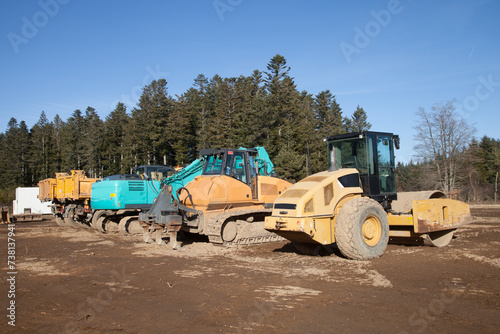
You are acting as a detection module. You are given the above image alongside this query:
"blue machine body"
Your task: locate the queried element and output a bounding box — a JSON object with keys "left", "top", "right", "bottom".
{"left": 91, "top": 178, "right": 163, "bottom": 210}
{"left": 162, "top": 158, "right": 203, "bottom": 195}
{"left": 91, "top": 165, "right": 175, "bottom": 211}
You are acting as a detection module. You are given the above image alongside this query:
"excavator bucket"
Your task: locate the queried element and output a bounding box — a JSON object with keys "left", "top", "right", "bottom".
{"left": 139, "top": 184, "right": 198, "bottom": 249}
{"left": 1, "top": 207, "right": 10, "bottom": 224}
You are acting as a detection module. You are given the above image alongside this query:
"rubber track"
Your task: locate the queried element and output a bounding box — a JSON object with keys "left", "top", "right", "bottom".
{"left": 206, "top": 209, "right": 285, "bottom": 246}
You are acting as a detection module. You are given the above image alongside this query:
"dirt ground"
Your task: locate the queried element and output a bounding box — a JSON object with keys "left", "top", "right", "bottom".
{"left": 1, "top": 205, "right": 499, "bottom": 333}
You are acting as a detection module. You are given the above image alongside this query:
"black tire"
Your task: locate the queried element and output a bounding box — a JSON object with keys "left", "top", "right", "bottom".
{"left": 118, "top": 216, "right": 134, "bottom": 234}
{"left": 63, "top": 207, "right": 81, "bottom": 228}
{"left": 55, "top": 216, "right": 67, "bottom": 227}
{"left": 91, "top": 210, "right": 112, "bottom": 230}
{"left": 64, "top": 215, "right": 80, "bottom": 228}
{"left": 335, "top": 197, "right": 389, "bottom": 260}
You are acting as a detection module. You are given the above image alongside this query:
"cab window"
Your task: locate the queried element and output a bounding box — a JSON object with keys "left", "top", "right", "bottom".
{"left": 377, "top": 135, "right": 396, "bottom": 194}
{"left": 225, "top": 152, "right": 247, "bottom": 183}
{"left": 135, "top": 167, "right": 146, "bottom": 179}
{"left": 204, "top": 155, "right": 224, "bottom": 175}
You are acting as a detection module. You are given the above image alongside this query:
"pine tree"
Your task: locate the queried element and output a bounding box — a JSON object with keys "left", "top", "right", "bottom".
{"left": 0, "top": 132, "right": 9, "bottom": 205}
{"left": 314, "top": 90, "right": 343, "bottom": 138}
{"left": 103, "top": 102, "right": 130, "bottom": 175}
{"left": 273, "top": 145, "right": 306, "bottom": 183}
{"left": 4, "top": 118, "right": 31, "bottom": 186}
{"left": 312, "top": 90, "right": 344, "bottom": 172}
{"left": 189, "top": 74, "right": 212, "bottom": 150}
{"left": 263, "top": 54, "right": 307, "bottom": 178}
{"left": 293, "top": 91, "right": 317, "bottom": 175}
{"left": 474, "top": 136, "right": 500, "bottom": 184}
{"left": 132, "top": 79, "right": 173, "bottom": 165}
{"left": 82, "top": 107, "right": 104, "bottom": 177}
{"left": 51, "top": 114, "right": 65, "bottom": 173}
{"left": 243, "top": 70, "right": 268, "bottom": 147}
{"left": 30, "top": 111, "right": 55, "bottom": 181}
{"left": 61, "top": 109, "right": 85, "bottom": 170}
{"left": 209, "top": 75, "right": 235, "bottom": 148}
{"left": 348, "top": 105, "right": 371, "bottom": 132}
{"left": 169, "top": 95, "right": 196, "bottom": 166}
{"left": 263, "top": 55, "right": 301, "bottom": 158}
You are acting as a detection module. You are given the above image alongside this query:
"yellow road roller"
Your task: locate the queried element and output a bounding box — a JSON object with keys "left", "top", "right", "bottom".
{"left": 265, "top": 131, "right": 471, "bottom": 260}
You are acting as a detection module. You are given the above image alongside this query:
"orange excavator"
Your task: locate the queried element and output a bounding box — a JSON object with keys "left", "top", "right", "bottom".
{"left": 139, "top": 148, "right": 292, "bottom": 248}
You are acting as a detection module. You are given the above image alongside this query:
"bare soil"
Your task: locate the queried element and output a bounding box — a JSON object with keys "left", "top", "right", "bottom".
{"left": 1, "top": 206, "right": 499, "bottom": 333}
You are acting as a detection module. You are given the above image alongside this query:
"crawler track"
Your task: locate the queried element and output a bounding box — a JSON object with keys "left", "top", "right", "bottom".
{"left": 206, "top": 209, "right": 285, "bottom": 246}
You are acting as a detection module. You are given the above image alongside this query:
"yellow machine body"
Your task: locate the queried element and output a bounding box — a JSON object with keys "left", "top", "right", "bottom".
{"left": 184, "top": 174, "right": 290, "bottom": 210}
{"left": 181, "top": 174, "right": 291, "bottom": 234}
{"left": 265, "top": 131, "right": 472, "bottom": 259}
{"left": 38, "top": 170, "right": 100, "bottom": 202}
{"left": 265, "top": 169, "right": 472, "bottom": 247}
{"left": 37, "top": 170, "right": 101, "bottom": 228}
{"left": 265, "top": 169, "right": 362, "bottom": 245}
{"left": 38, "top": 178, "right": 57, "bottom": 202}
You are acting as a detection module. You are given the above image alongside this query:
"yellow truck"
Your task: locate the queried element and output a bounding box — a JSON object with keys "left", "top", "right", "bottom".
{"left": 38, "top": 170, "right": 100, "bottom": 227}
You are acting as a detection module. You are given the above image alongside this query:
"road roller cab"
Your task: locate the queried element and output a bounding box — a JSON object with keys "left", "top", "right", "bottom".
{"left": 265, "top": 131, "right": 472, "bottom": 260}
{"left": 326, "top": 131, "right": 398, "bottom": 208}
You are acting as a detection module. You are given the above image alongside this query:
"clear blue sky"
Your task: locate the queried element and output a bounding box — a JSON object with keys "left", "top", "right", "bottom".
{"left": 1, "top": 0, "right": 499, "bottom": 163}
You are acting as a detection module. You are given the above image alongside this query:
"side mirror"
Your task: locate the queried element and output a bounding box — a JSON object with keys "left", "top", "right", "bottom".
{"left": 394, "top": 135, "right": 400, "bottom": 150}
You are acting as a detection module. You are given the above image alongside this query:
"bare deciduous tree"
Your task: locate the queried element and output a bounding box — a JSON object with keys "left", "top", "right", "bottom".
{"left": 414, "top": 100, "right": 476, "bottom": 196}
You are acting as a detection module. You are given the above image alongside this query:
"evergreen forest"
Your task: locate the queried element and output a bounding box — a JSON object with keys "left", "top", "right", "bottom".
{"left": 0, "top": 55, "right": 498, "bottom": 205}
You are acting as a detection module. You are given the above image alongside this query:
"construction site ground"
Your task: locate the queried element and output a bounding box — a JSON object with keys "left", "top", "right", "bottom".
{"left": 1, "top": 205, "right": 499, "bottom": 333}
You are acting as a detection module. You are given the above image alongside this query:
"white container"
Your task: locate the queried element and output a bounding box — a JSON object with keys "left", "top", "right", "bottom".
{"left": 12, "top": 187, "right": 52, "bottom": 215}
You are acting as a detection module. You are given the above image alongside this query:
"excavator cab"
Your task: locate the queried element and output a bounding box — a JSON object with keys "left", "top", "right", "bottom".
{"left": 200, "top": 148, "right": 261, "bottom": 199}
{"left": 326, "top": 131, "right": 399, "bottom": 208}
{"left": 133, "top": 165, "right": 176, "bottom": 182}
{"left": 201, "top": 148, "right": 257, "bottom": 182}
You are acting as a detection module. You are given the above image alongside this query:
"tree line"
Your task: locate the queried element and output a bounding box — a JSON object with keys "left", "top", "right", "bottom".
{"left": 0, "top": 55, "right": 372, "bottom": 204}
{"left": 397, "top": 135, "right": 500, "bottom": 202}
{"left": 397, "top": 99, "right": 499, "bottom": 202}
{"left": 1, "top": 55, "right": 497, "bottom": 205}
